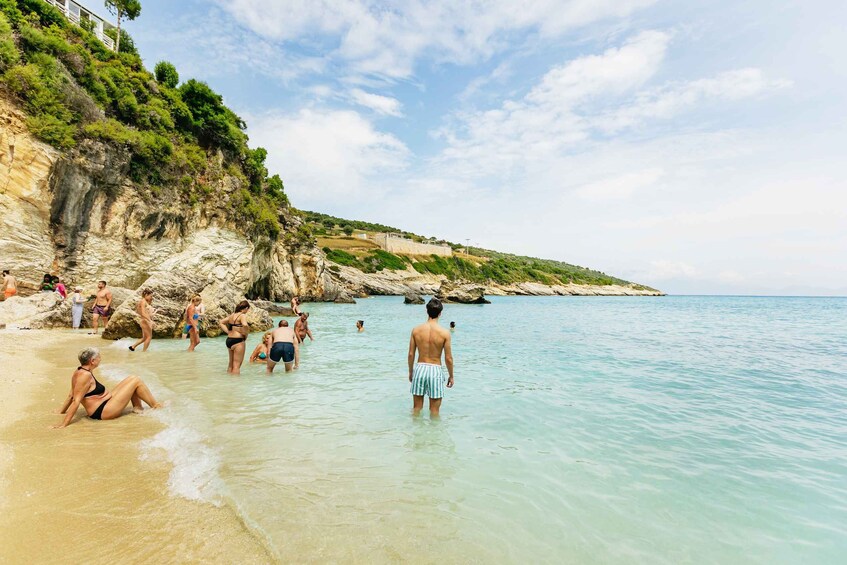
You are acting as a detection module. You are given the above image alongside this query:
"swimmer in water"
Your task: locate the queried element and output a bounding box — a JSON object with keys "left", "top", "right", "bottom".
{"left": 250, "top": 332, "right": 272, "bottom": 363}
{"left": 53, "top": 347, "right": 162, "bottom": 428}
{"left": 356, "top": 320, "right": 364, "bottom": 332}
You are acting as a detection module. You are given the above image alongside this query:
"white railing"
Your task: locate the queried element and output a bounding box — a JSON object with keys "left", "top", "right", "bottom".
{"left": 41, "top": 0, "right": 115, "bottom": 51}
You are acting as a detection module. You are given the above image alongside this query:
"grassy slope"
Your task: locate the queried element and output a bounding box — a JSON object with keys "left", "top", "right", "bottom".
{"left": 304, "top": 212, "right": 656, "bottom": 290}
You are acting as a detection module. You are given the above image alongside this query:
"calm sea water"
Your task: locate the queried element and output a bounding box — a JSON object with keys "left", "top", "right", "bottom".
{"left": 102, "top": 296, "right": 847, "bottom": 563}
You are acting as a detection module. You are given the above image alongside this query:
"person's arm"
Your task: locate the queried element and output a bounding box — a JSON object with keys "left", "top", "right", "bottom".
{"left": 408, "top": 332, "right": 417, "bottom": 382}
{"left": 444, "top": 332, "right": 454, "bottom": 388}
{"left": 105, "top": 290, "right": 113, "bottom": 309}
{"left": 249, "top": 343, "right": 263, "bottom": 362}
{"left": 305, "top": 323, "right": 314, "bottom": 341}
{"left": 218, "top": 315, "right": 230, "bottom": 336}
{"left": 57, "top": 390, "right": 73, "bottom": 414}
{"left": 54, "top": 375, "right": 88, "bottom": 429}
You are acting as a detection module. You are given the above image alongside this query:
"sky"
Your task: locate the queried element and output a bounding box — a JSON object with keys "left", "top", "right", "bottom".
{"left": 124, "top": 0, "right": 847, "bottom": 295}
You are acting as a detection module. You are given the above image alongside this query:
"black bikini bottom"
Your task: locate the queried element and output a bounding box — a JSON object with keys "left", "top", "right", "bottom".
{"left": 90, "top": 399, "right": 109, "bottom": 420}
{"left": 226, "top": 337, "right": 246, "bottom": 349}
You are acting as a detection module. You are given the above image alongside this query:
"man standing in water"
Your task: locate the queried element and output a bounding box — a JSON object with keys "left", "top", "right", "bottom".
{"left": 294, "top": 312, "right": 314, "bottom": 342}
{"left": 267, "top": 320, "right": 299, "bottom": 373}
{"left": 408, "top": 298, "right": 454, "bottom": 416}
{"left": 2, "top": 270, "right": 16, "bottom": 299}
{"left": 90, "top": 280, "right": 112, "bottom": 335}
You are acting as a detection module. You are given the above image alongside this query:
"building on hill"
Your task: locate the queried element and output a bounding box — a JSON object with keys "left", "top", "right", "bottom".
{"left": 42, "top": 0, "right": 116, "bottom": 50}
{"left": 374, "top": 233, "right": 453, "bottom": 257}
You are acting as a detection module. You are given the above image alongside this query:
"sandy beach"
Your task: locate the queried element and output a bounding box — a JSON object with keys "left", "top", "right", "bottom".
{"left": 0, "top": 329, "right": 274, "bottom": 563}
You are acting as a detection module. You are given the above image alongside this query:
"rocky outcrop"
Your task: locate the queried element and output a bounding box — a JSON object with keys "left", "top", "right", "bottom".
{"left": 249, "top": 299, "right": 295, "bottom": 317}
{"left": 0, "top": 286, "right": 133, "bottom": 329}
{"left": 404, "top": 293, "right": 424, "bottom": 304}
{"left": 102, "top": 272, "right": 273, "bottom": 340}
{"left": 1, "top": 97, "right": 335, "bottom": 306}
{"left": 436, "top": 281, "right": 491, "bottom": 304}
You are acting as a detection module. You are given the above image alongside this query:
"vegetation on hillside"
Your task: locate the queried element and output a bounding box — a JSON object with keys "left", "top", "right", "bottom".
{"left": 0, "top": 0, "right": 286, "bottom": 238}
{"left": 311, "top": 212, "right": 651, "bottom": 288}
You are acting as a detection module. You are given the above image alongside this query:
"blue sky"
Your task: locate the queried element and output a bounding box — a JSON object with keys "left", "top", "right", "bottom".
{"left": 124, "top": 0, "right": 847, "bottom": 295}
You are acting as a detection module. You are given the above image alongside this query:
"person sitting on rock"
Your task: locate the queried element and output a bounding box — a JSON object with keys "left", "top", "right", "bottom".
{"left": 41, "top": 273, "right": 54, "bottom": 292}
{"left": 53, "top": 347, "right": 162, "bottom": 428}
{"left": 53, "top": 276, "right": 66, "bottom": 300}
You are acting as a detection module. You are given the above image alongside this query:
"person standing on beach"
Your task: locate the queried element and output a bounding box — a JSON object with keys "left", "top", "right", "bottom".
{"left": 267, "top": 320, "right": 299, "bottom": 373}
{"left": 2, "top": 270, "right": 16, "bottom": 299}
{"left": 71, "top": 286, "right": 85, "bottom": 329}
{"left": 129, "top": 289, "right": 154, "bottom": 352}
{"left": 90, "top": 281, "right": 113, "bottom": 335}
{"left": 294, "top": 312, "right": 314, "bottom": 342}
{"left": 185, "top": 295, "right": 202, "bottom": 352}
{"left": 408, "top": 298, "right": 454, "bottom": 417}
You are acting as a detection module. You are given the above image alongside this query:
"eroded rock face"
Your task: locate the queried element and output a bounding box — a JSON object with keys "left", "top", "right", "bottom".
{"left": 404, "top": 293, "right": 424, "bottom": 304}
{"left": 437, "top": 281, "right": 491, "bottom": 304}
{"left": 0, "top": 97, "right": 334, "bottom": 305}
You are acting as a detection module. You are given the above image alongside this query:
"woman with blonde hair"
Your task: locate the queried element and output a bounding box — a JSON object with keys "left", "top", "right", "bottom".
{"left": 250, "top": 332, "right": 272, "bottom": 363}
{"left": 185, "top": 295, "right": 202, "bottom": 352}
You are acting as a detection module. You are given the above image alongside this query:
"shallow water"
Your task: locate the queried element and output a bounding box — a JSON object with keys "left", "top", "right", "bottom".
{"left": 105, "top": 296, "right": 847, "bottom": 563}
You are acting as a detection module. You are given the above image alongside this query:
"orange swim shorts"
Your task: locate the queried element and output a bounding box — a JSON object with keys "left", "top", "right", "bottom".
{"left": 3, "top": 288, "right": 16, "bottom": 298}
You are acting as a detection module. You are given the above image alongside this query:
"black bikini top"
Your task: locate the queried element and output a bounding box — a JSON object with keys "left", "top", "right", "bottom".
{"left": 79, "top": 367, "right": 106, "bottom": 397}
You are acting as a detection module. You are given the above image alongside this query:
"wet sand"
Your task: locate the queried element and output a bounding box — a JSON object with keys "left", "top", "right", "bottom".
{"left": 0, "top": 330, "right": 275, "bottom": 563}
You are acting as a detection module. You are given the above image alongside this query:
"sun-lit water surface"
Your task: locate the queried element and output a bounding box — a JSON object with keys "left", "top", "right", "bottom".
{"left": 102, "top": 296, "right": 847, "bottom": 563}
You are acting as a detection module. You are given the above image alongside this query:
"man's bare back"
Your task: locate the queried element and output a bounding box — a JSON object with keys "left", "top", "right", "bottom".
{"left": 408, "top": 298, "right": 454, "bottom": 416}
{"left": 411, "top": 322, "right": 451, "bottom": 365}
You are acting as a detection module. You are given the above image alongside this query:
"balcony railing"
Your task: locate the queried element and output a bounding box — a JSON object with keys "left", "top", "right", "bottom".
{"left": 42, "top": 0, "right": 115, "bottom": 50}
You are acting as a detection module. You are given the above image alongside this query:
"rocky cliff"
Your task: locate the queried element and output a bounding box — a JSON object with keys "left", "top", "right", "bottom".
{"left": 0, "top": 98, "right": 340, "bottom": 304}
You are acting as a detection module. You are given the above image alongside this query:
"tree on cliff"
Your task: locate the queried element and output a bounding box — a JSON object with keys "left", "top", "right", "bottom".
{"left": 154, "top": 61, "right": 179, "bottom": 88}
{"left": 104, "top": 0, "right": 141, "bottom": 54}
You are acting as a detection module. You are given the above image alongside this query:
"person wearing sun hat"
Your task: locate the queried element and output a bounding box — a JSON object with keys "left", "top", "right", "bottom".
{"left": 71, "top": 285, "right": 85, "bottom": 329}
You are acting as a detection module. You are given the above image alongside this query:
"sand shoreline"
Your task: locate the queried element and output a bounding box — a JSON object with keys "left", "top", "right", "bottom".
{"left": 0, "top": 329, "right": 275, "bottom": 563}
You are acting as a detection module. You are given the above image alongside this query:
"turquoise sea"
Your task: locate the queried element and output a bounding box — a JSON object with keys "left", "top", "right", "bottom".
{"left": 102, "top": 296, "right": 847, "bottom": 563}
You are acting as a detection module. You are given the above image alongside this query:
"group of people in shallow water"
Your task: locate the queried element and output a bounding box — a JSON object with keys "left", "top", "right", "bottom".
{"left": 51, "top": 291, "right": 456, "bottom": 428}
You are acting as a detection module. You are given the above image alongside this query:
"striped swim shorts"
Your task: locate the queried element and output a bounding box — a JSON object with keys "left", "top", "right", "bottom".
{"left": 410, "top": 363, "right": 446, "bottom": 399}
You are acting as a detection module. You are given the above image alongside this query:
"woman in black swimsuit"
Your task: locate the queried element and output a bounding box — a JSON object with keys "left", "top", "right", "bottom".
{"left": 219, "top": 300, "right": 251, "bottom": 374}
{"left": 53, "top": 348, "right": 162, "bottom": 428}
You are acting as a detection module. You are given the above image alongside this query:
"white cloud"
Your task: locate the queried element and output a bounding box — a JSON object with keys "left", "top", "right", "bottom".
{"left": 597, "top": 68, "right": 792, "bottom": 132}
{"left": 215, "top": 0, "right": 658, "bottom": 78}
{"left": 246, "top": 109, "right": 409, "bottom": 203}
{"left": 574, "top": 168, "right": 664, "bottom": 201}
{"left": 643, "top": 260, "right": 700, "bottom": 280}
{"left": 349, "top": 89, "right": 404, "bottom": 116}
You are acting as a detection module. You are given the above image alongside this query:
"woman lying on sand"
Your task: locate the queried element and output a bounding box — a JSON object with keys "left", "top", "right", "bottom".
{"left": 53, "top": 347, "right": 162, "bottom": 428}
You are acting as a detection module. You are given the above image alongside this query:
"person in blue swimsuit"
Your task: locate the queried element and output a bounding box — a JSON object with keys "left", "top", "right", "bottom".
{"left": 53, "top": 348, "right": 162, "bottom": 428}
{"left": 250, "top": 332, "right": 271, "bottom": 363}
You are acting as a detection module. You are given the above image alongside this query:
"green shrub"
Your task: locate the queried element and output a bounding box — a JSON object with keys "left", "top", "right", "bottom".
{"left": 26, "top": 114, "right": 75, "bottom": 148}
{"left": 154, "top": 60, "right": 178, "bottom": 88}
{"left": 325, "top": 249, "right": 361, "bottom": 268}
{"left": 0, "top": 38, "right": 17, "bottom": 70}
{"left": 104, "top": 27, "right": 137, "bottom": 55}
